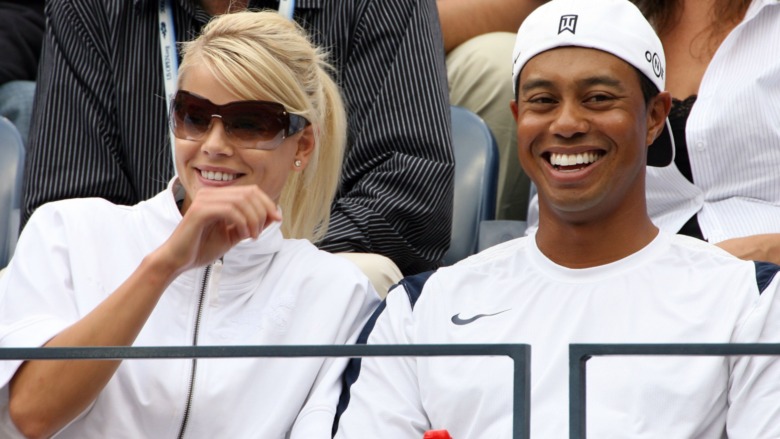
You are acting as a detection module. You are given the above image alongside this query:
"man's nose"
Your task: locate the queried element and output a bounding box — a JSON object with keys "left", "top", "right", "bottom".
{"left": 550, "top": 101, "right": 589, "bottom": 138}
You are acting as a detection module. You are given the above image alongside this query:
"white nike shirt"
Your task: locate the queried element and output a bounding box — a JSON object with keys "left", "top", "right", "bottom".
{"left": 335, "top": 232, "right": 780, "bottom": 438}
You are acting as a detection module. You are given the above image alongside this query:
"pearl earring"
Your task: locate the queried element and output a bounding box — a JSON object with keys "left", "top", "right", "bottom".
{"left": 294, "top": 159, "right": 302, "bottom": 168}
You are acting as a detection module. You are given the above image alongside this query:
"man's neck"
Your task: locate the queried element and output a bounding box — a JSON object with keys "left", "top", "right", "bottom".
{"left": 199, "top": 0, "right": 249, "bottom": 15}
{"left": 534, "top": 206, "right": 659, "bottom": 269}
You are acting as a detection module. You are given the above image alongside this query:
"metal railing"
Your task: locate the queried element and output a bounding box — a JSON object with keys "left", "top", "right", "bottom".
{"left": 0, "top": 343, "right": 532, "bottom": 438}
{"left": 569, "top": 343, "right": 780, "bottom": 439}
{"left": 10, "top": 341, "right": 780, "bottom": 438}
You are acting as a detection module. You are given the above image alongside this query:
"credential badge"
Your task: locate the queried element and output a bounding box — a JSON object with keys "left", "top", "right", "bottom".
{"left": 559, "top": 15, "right": 578, "bottom": 34}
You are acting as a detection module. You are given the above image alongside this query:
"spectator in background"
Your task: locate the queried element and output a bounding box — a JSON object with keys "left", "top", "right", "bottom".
{"left": 333, "top": 1, "right": 780, "bottom": 437}
{"left": 439, "top": 0, "right": 546, "bottom": 220}
{"left": 23, "top": 0, "right": 454, "bottom": 295}
{"left": 0, "top": 0, "right": 44, "bottom": 146}
{"left": 0, "top": 11, "right": 379, "bottom": 438}
{"left": 638, "top": 0, "right": 780, "bottom": 265}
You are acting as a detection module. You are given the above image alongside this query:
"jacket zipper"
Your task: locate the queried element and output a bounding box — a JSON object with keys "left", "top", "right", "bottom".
{"left": 176, "top": 258, "right": 222, "bottom": 438}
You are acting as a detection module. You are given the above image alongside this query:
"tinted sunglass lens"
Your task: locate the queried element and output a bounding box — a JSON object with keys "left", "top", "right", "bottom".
{"left": 170, "top": 92, "right": 299, "bottom": 149}
{"left": 221, "top": 103, "right": 288, "bottom": 148}
{"left": 227, "top": 114, "right": 281, "bottom": 142}
{"left": 181, "top": 106, "right": 213, "bottom": 139}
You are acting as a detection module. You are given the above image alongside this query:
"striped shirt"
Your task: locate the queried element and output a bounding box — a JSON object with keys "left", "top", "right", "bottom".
{"left": 23, "top": 0, "right": 455, "bottom": 275}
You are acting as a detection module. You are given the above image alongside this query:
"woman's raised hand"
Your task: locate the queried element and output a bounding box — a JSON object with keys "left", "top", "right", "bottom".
{"left": 159, "top": 185, "right": 282, "bottom": 273}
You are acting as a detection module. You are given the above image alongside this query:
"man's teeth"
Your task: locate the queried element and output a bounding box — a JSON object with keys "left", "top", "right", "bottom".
{"left": 201, "top": 170, "right": 237, "bottom": 181}
{"left": 550, "top": 152, "right": 602, "bottom": 167}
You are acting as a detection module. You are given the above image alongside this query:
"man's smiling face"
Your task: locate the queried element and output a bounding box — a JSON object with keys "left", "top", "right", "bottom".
{"left": 512, "top": 46, "right": 661, "bottom": 225}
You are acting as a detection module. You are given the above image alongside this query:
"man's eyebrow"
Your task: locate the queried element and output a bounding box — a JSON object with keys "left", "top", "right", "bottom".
{"left": 520, "top": 75, "right": 625, "bottom": 94}
{"left": 520, "top": 78, "right": 554, "bottom": 94}
{"left": 577, "top": 75, "right": 624, "bottom": 89}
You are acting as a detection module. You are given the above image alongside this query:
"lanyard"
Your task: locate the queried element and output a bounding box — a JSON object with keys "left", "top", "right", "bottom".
{"left": 159, "top": 0, "right": 179, "bottom": 171}
{"left": 279, "top": 0, "right": 295, "bottom": 20}
{"left": 157, "top": 0, "right": 295, "bottom": 172}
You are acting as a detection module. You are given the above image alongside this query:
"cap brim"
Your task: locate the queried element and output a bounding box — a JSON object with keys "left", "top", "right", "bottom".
{"left": 647, "top": 118, "right": 675, "bottom": 167}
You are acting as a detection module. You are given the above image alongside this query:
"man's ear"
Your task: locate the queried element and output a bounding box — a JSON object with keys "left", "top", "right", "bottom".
{"left": 510, "top": 100, "right": 519, "bottom": 122}
{"left": 292, "top": 125, "right": 316, "bottom": 171}
{"left": 646, "top": 91, "right": 672, "bottom": 146}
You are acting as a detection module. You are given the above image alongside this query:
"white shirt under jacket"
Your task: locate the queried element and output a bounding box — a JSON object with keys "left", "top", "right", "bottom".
{"left": 0, "top": 179, "right": 380, "bottom": 439}
{"left": 526, "top": 0, "right": 780, "bottom": 241}
{"left": 335, "top": 232, "right": 780, "bottom": 438}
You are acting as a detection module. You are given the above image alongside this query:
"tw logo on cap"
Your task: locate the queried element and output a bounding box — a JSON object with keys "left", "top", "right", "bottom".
{"left": 558, "top": 15, "right": 578, "bottom": 34}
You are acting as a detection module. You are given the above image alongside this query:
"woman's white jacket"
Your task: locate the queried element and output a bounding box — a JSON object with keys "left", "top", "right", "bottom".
{"left": 0, "top": 181, "right": 380, "bottom": 438}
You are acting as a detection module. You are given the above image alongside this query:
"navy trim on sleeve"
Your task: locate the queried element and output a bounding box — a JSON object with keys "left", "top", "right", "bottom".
{"left": 400, "top": 270, "right": 434, "bottom": 310}
{"left": 755, "top": 261, "right": 780, "bottom": 295}
{"left": 332, "top": 270, "right": 435, "bottom": 436}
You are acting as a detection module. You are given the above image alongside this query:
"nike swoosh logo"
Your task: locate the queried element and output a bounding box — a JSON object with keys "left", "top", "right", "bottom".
{"left": 451, "top": 309, "right": 511, "bottom": 325}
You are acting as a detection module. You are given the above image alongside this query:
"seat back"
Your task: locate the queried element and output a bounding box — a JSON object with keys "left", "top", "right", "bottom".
{"left": 441, "top": 106, "right": 499, "bottom": 265}
{"left": 0, "top": 117, "right": 25, "bottom": 267}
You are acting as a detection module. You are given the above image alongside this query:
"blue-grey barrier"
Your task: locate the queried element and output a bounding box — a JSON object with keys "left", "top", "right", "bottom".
{"left": 0, "top": 343, "right": 531, "bottom": 438}
{"left": 569, "top": 343, "right": 780, "bottom": 439}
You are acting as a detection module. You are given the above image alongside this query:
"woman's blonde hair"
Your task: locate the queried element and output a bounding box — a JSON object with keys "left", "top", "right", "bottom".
{"left": 177, "top": 11, "right": 346, "bottom": 243}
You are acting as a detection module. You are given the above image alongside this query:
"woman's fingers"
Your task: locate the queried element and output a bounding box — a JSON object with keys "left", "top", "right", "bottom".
{"left": 201, "top": 186, "right": 278, "bottom": 239}
{"left": 169, "top": 185, "right": 281, "bottom": 269}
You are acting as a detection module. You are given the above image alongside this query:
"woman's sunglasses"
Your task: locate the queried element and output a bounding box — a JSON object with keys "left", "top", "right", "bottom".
{"left": 169, "top": 90, "right": 310, "bottom": 150}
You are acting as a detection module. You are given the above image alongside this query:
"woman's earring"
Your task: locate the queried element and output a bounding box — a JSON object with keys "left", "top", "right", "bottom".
{"left": 294, "top": 159, "right": 302, "bottom": 168}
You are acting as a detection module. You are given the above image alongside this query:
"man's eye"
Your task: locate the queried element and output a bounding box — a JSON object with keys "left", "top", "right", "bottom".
{"left": 527, "top": 97, "right": 556, "bottom": 104}
{"left": 586, "top": 94, "right": 614, "bottom": 102}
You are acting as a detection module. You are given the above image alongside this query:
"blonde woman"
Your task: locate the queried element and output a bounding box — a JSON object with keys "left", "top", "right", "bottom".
{"left": 0, "top": 11, "right": 379, "bottom": 439}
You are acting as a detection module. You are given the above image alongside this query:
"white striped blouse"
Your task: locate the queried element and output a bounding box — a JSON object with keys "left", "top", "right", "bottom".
{"left": 646, "top": 0, "right": 780, "bottom": 243}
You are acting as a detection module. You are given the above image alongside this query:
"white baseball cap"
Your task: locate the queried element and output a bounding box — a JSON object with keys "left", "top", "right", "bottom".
{"left": 511, "top": 0, "right": 674, "bottom": 166}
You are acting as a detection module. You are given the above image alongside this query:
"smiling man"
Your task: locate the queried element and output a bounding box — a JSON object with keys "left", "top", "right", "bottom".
{"left": 333, "top": 0, "right": 780, "bottom": 437}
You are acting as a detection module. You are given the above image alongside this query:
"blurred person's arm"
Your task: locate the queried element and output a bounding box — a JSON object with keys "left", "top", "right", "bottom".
{"left": 716, "top": 234, "right": 780, "bottom": 265}
{"left": 437, "top": 0, "right": 546, "bottom": 53}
